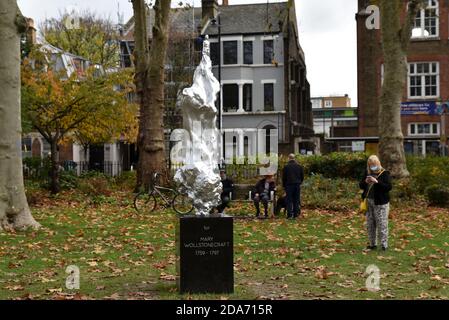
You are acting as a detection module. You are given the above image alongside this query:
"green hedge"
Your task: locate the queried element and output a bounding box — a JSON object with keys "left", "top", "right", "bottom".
{"left": 425, "top": 185, "right": 449, "bottom": 207}
{"left": 301, "top": 175, "right": 359, "bottom": 211}
{"left": 406, "top": 156, "right": 449, "bottom": 192}
{"left": 279, "top": 153, "right": 368, "bottom": 179}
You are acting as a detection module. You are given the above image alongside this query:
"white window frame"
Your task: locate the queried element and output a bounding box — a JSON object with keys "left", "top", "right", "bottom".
{"left": 411, "top": 0, "right": 439, "bottom": 39}
{"left": 311, "top": 99, "right": 323, "bottom": 109}
{"left": 324, "top": 100, "right": 333, "bottom": 108}
{"left": 408, "top": 122, "right": 440, "bottom": 136}
{"left": 407, "top": 62, "right": 439, "bottom": 99}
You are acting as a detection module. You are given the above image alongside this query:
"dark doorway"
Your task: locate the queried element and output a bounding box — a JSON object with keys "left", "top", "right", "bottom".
{"left": 121, "top": 143, "right": 138, "bottom": 171}
{"left": 89, "top": 145, "right": 104, "bottom": 172}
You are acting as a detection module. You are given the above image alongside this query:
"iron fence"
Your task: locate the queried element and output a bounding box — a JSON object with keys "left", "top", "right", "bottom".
{"left": 23, "top": 160, "right": 124, "bottom": 179}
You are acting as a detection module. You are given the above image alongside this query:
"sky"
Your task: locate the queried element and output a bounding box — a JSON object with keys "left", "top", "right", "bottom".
{"left": 17, "top": 0, "right": 358, "bottom": 106}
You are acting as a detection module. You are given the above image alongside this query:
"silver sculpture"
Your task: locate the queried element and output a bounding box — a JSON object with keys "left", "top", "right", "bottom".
{"left": 174, "top": 35, "right": 222, "bottom": 216}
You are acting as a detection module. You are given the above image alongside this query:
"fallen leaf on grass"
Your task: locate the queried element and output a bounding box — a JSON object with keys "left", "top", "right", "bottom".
{"left": 159, "top": 273, "right": 176, "bottom": 281}
{"left": 5, "top": 285, "right": 24, "bottom": 291}
{"left": 315, "top": 266, "right": 329, "bottom": 279}
{"left": 104, "top": 293, "right": 120, "bottom": 300}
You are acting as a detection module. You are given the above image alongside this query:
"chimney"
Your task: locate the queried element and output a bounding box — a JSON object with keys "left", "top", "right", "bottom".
{"left": 25, "top": 18, "right": 37, "bottom": 45}
{"left": 222, "top": 0, "right": 229, "bottom": 5}
{"left": 202, "top": 0, "right": 218, "bottom": 22}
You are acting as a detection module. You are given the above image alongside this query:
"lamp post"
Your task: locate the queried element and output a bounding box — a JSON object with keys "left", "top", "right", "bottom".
{"left": 211, "top": 15, "right": 222, "bottom": 132}
{"left": 440, "top": 103, "right": 449, "bottom": 156}
{"left": 200, "top": 13, "right": 223, "bottom": 166}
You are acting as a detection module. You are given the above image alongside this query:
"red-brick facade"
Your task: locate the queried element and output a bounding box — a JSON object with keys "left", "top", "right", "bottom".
{"left": 357, "top": 0, "right": 449, "bottom": 155}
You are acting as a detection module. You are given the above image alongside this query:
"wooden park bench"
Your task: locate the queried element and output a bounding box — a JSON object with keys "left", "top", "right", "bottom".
{"left": 227, "top": 184, "right": 277, "bottom": 217}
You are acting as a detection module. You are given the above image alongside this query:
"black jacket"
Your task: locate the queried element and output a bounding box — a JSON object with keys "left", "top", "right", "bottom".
{"left": 359, "top": 170, "right": 393, "bottom": 206}
{"left": 282, "top": 160, "right": 304, "bottom": 187}
{"left": 221, "top": 178, "right": 234, "bottom": 198}
{"left": 254, "top": 179, "right": 276, "bottom": 196}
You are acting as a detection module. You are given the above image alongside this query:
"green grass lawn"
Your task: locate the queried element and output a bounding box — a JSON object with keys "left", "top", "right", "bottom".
{"left": 0, "top": 188, "right": 448, "bottom": 300}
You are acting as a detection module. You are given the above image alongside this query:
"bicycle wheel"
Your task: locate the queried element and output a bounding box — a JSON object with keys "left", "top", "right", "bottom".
{"left": 172, "top": 193, "right": 194, "bottom": 215}
{"left": 134, "top": 192, "right": 157, "bottom": 214}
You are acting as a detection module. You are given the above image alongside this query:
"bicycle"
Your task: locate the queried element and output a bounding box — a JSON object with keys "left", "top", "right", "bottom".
{"left": 134, "top": 173, "right": 194, "bottom": 215}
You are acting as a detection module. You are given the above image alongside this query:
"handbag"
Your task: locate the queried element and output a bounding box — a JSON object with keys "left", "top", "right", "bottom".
{"left": 359, "top": 170, "right": 385, "bottom": 214}
{"left": 359, "top": 188, "right": 371, "bottom": 214}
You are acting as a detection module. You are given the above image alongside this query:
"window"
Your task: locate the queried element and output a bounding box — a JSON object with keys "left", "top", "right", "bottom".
{"left": 264, "top": 83, "right": 274, "bottom": 111}
{"left": 263, "top": 40, "right": 274, "bottom": 64}
{"left": 312, "top": 99, "right": 322, "bottom": 109}
{"left": 409, "top": 123, "right": 440, "bottom": 136}
{"left": 223, "top": 41, "right": 237, "bottom": 65}
{"left": 243, "top": 41, "right": 253, "bottom": 64}
{"left": 244, "top": 136, "right": 249, "bottom": 158}
{"left": 324, "top": 100, "right": 333, "bottom": 108}
{"left": 408, "top": 62, "right": 439, "bottom": 98}
{"left": 263, "top": 125, "right": 277, "bottom": 155}
{"left": 413, "top": 0, "right": 438, "bottom": 38}
{"left": 243, "top": 84, "right": 252, "bottom": 112}
{"left": 223, "top": 84, "right": 239, "bottom": 112}
{"left": 22, "top": 138, "right": 32, "bottom": 159}
{"left": 210, "top": 42, "right": 219, "bottom": 66}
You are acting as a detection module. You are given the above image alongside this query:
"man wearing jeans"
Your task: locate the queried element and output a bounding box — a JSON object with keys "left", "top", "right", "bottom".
{"left": 253, "top": 175, "right": 276, "bottom": 218}
{"left": 282, "top": 154, "right": 304, "bottom": 219}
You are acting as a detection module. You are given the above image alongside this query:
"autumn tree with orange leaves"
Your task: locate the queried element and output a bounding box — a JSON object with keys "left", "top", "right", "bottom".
{"left": 21, "top": 47, "right": 138, "bottom": 194}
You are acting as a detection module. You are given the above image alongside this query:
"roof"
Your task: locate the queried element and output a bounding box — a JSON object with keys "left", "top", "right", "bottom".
{"left": 204, "top": 2, "right": 289, "bottom": 35}
{"left": 36, "top": 35, "right": 103, "bottom": 78}
{"left": 122, "top": 7, "right": 202, "bottom": 41}
{"left": 122, "top": 2, "right": 289, "bottom": 40}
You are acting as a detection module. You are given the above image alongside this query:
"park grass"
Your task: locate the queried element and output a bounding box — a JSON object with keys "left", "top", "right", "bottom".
{"left": 0, "top": 187, "right": 448, "bottom": 300}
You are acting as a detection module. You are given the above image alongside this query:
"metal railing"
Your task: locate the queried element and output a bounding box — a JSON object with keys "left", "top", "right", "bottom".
{"left": 23, "top": 161, "right": 124, "bottom": 179}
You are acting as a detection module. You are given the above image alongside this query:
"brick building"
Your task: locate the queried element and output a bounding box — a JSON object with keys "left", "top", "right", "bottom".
{"left": 356, "top": 0, "right": 449, "bottom": 156}
{"left": 311, "top": 94, "right": 359, "bottom": 153}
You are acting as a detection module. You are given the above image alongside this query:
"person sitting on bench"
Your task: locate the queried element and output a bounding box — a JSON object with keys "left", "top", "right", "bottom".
{"left": 217, "top": 169, "right": 234, "bottom": 214}
{"left": 253, "top": 174, "right": 276, "bottom": 218}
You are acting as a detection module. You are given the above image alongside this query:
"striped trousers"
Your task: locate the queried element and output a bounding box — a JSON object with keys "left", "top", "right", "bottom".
{"left": 366, "top": 199, "right": 390, "bottom": 248}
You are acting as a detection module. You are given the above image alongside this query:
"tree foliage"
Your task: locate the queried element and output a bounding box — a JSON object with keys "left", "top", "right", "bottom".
{"left": 41, "top": 10, "right": 121, "bottom": 69}
{"left": 21, "top": 46, "right": 138, "bottom": 193}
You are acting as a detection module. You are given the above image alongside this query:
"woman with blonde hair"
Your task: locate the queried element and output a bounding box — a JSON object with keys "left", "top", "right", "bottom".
{"left": 359, "top": 155, "right": 392, "bottom": 251}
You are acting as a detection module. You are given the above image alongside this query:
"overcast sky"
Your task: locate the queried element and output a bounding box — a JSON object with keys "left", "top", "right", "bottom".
{"left": 17, "top": 0, "right": 358, "bottom": 105}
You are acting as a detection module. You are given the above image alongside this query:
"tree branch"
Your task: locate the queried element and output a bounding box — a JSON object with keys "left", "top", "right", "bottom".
{"left": 14, "top": 5, "right": 28, "bottom": 34}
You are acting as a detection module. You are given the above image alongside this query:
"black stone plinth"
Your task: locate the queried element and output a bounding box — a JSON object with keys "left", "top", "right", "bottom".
{"left": 176, "top": 215, "right": 234, "bottom": 294}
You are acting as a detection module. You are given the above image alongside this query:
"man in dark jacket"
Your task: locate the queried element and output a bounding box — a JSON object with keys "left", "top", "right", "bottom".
{"left": 217, "top": 170, "right": 234, "bottom": 214}
{"left": 253, "top": 175, "right": 276, "bottom": 218}
{"left": 282, "top": 154, "right": 304, "bottom": 219}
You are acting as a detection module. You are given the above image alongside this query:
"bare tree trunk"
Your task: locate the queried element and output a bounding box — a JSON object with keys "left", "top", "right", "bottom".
{"left": 378, "top": 0, "right": 425, "bottom": 177}
{"left": 0, "top": 0, "right": 40, "bottom": 231}
{"left": 49, "top": 140, "right": 61, "bottom": 194}
{"left": 132, "top": 0, "right": 171, "bottom": 189}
